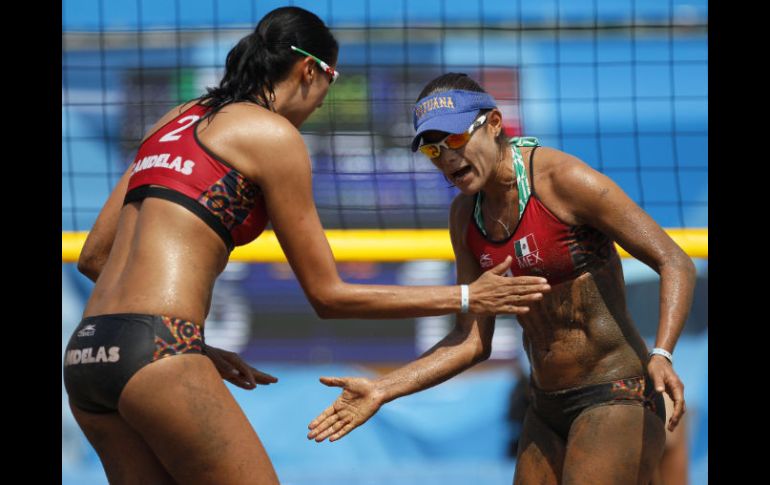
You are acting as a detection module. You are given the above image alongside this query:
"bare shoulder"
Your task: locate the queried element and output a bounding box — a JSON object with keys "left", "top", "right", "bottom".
{"left": 221, "top": 104, "right": 302, "bottom": 150}
{"left": 449, "top": 193, "right": 475, "bottom": 245}
{"left": 450, "top": 193, "right": 475, "bottom": 224}
{"left": 238, "top": 107, "right": 309, "bottom": 183}
{"left": 528, "top": 145, "right": 601, "bottom": 225}
{"left": 197, "top": 103, "right": 309, "bottom": 183}
{"left": 528, "top": 146, "right": 590, "bottom": 184}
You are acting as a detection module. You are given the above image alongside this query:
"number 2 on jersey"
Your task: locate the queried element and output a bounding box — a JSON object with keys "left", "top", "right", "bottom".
{"left": 159, "top": 115, "right": 201, "bottom": 142}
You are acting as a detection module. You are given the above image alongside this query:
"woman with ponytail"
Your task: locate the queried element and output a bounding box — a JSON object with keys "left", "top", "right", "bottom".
{"left": 64, "top": 8, "right": 548, "bottom": 484}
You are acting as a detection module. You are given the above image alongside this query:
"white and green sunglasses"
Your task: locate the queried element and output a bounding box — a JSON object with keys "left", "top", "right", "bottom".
{"left": 290, "top": 45, "right": 339, "bottom": 84}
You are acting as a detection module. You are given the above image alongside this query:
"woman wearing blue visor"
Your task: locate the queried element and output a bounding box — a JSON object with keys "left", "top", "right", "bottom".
{"left": 64, "top": 5, "right": 556, "bottom": 478}
{"left": 309, "top": 73, "right": 695, "bottom": 485}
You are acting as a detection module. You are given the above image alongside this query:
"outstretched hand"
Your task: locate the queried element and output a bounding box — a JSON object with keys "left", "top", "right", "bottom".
{"left": 307, "top": 376, "right": 383, "bottom": 443}
{"left": 204, "top": 344, "right": 278, "bottom": 390}
{"left": 469, "top": 256, "right": 551, "bottom": 315}
{"left": 647, "top": 355, "right": 686, "bottom": 432}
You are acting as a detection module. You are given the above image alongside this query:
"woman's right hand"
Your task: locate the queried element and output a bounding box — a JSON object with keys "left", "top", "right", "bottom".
{"left": 307, "top": 376, "right": 383, "bottom": 442}
{"left": 204, "top": 344, "right": 278, "bottom": 390}
{"left": 468, "top": 256, "right": 551, "bottom": 314}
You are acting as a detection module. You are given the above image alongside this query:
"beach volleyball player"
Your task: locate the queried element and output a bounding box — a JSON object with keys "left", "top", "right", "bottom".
{"left": 62, "top": 10, "right": 549, "bottom": 485}
{"left": 309, "top": 73, "right": 695, "bottom": 485}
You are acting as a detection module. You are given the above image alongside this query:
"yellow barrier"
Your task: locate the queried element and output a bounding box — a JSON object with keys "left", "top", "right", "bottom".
{"left": 62, "top": 228, "right": 708, "bottom": 263}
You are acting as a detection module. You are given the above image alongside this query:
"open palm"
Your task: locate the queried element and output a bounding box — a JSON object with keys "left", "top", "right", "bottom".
{"left": 307, "top": 376, "right": 383, "bottom": 442}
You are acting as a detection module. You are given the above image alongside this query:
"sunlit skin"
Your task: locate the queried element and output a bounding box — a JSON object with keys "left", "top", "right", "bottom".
{"left": 271, "top": 57, "right": 332, "bottom": 127}
{"left": 420, "top": 115, "right": 514, "bottom": 199}
{"left": 308, "top": 108, "right": 696, "bottom": 485}
{"left": 80, "top": 57, "right": 334, "bottom": 326}
{"left": 73, "top": 56, "right": 336, "bottom": 485}
{"left": 650, "top": 393, "right": 689, "bottom": 485}
{"left": 75, "top": 55, "right": 552, "bottom": 483}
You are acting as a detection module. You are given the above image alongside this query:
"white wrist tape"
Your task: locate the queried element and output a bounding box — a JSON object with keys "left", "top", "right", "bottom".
{"left": 460, "top": 284, "right": 469, "bottom": 313}
{"left": 649, "top": 347, "right": 673, "bottom": 364}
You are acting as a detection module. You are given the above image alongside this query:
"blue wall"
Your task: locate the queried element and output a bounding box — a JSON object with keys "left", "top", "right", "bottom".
{"left": 63, "top": 0, "right": 708, "bottom": 31}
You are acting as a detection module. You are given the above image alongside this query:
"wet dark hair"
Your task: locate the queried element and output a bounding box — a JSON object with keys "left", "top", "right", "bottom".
{"left": 198, "top": 6, "right": 338, "bottom": 116}
{"left": 416, "top": 72, "right": 510, "bottom": 154}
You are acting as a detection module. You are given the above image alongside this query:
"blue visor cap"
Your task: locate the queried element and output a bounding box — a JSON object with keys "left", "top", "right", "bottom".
{"left": 411, "top": 90, "right": 498, "bottom": 152}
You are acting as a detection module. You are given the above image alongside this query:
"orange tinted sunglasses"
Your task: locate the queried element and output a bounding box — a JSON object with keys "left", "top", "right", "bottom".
{"left": 418, "top": 114, "right": 488, "bottom": 159}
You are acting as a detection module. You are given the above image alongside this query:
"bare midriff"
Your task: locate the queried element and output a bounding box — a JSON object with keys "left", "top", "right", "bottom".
{"left": 82, "top": 196, "right": 230, "bottom": 329}
{"left": 520, "top": 251, "right": 651, "bottom": 391}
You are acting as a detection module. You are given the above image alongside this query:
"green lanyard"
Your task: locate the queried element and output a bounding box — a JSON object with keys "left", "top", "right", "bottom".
{"left": 473, "top": 137, "right": 540, "bottom": 237}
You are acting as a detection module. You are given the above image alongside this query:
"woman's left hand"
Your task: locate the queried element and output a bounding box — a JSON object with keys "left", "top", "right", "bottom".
{"left": 647, "top": 356, "right": 685, "bottom": 432}
{"left": 204, "top": 344, "right": 278, "bottom": 390}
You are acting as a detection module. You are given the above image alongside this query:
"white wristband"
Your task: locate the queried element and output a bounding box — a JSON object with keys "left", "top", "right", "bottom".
{"left": 649, "top": 347, "right": 673, "bottom": 364}
{"left": 460, "top": 284, "right": 469, "bottom": 313}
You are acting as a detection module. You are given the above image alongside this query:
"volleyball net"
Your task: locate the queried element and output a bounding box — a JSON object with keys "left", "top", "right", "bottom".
{"left": 62, "top": 0, "right": 708, "bottom": 261}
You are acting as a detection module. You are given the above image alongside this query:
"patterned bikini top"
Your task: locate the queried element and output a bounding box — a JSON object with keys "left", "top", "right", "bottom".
{"left": 124, "top": 104, "right": 269, "bottom": 252}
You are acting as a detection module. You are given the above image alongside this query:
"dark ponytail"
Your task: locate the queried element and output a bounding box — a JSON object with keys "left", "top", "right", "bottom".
{"left": 417, "top": 73, "right": 510, "bottom": 152}
{"left": 198, "top": 6, "right": 338, "bottom": 116}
